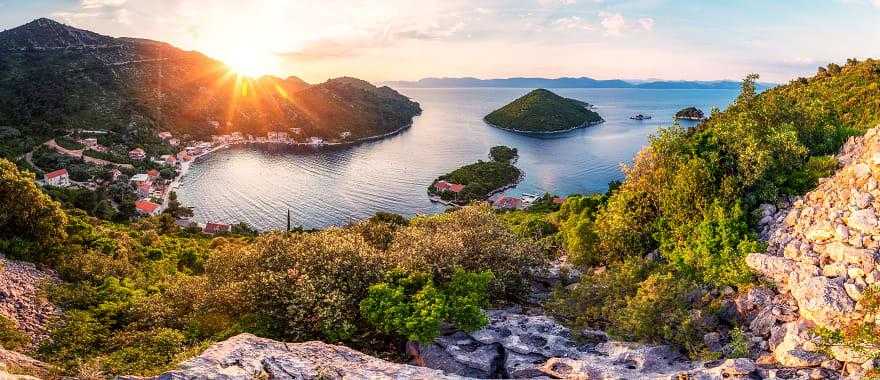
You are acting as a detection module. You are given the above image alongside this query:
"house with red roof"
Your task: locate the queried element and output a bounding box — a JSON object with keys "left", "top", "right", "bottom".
{"left": 137, "top": 180, "right": 153, "bottom": 198}
{"left": 147, "top": 169, "right": 160, "bottom": 179}
{"left": 552, "top": 196, "right": 566, "bottom": 205}
{"left": 493, "top": 196, "right": 523, "bottom": 210}
{"left": 203, "top": 222, "right": 231, "bottom": 235}
{"left": 135, "top": 200, "right": 161, "bottom": 216}
{"left": 433, "top": 180, "right": 465, "bottom": 193}
{"left": 44, "top": 168, "right": 70, "bottom": 187}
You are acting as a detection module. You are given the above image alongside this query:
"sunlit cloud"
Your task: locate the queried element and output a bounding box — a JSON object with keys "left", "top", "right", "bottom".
{"left": 599, "top": 12, "right": 625, "bottom": 36}
{"left": 637, "top": 17, "right": 654, "bottom": 31}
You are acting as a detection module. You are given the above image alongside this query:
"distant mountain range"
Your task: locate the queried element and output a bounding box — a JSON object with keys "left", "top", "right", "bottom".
{"left": 385, "top": 77, "right": 777, "bottom": 90}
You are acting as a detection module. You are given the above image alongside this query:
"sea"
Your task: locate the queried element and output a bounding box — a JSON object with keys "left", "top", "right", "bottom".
{"left": 177, "top": 87, "right": 739, "bottom": 230}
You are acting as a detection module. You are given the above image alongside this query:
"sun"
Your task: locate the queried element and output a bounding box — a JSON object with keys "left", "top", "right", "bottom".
{"left": 214, "top": 46, "right": 280, "bottom": 78}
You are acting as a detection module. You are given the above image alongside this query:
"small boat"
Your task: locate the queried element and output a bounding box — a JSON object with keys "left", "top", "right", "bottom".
{"left": 630, "top": 114, "right": 652, "bottom": 120}
{"left": 520, "top": 193, "right": 540, "bottom": 203}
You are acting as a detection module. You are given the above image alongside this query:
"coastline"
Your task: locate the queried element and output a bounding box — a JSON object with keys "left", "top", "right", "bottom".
{"left": 168, "top": 122, "right": 415, "bottom": 210}
{"left": 484, "top": 119, "right": 605, "bottom": 135}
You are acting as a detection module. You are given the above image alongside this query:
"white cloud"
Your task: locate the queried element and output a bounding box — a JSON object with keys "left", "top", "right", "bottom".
{"left": 81, "top": 0, "right": 127, "bottom": 9}
{"left": 637, "top": 17, "right": 654, "bottom": 31}
{"left": 553, "top": 16, "right": 594, "bottom": 31}
{"left": 599, "top": 12, "right": 626, "bottom": 36}
{"left": 538, "top": 0, "right": 578, "bottom": 6}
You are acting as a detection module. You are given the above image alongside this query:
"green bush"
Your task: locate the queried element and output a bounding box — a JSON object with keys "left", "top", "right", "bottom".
{"left": 388, "top": 204, "right": 548, "bottom": 303}
{"left": 658, "top": 201, "right": 762, "bottom": 287}
{"left": 0, "top": 315, "right": 28, "bottom": 351}
{"left": 360, "top": 269, "right": 493, "bottom": 343}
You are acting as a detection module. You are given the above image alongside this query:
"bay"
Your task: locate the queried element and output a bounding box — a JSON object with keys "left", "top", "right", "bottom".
{"left": 177, "top": 87, "right": 739, "bottom": 230}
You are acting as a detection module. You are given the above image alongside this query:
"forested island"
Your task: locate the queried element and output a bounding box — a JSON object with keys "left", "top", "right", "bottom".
{"left": 428, "top": 146, "right": 521, "bottom": 204}
{"left": 484, "top": 89, "right": 604, "bottom": 133}
{"left": 674, "top": 106, "right": 706, "bottom": 120}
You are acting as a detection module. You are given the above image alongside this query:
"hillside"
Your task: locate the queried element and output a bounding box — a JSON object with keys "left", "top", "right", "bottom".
{"left": 0, "top": 18, "right": 421, "bottom": 159}
{"left": 484, "top": 89, "right": 603, "bottom": 133}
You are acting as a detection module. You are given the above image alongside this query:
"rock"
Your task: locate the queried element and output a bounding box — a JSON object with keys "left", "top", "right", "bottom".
{"left": 772, "top": 321, "right": 827, "bottom": 368}
{"left": 843, "top": 283, "right": 864, "bottom": 301}
{"left": 416, "top": 333, "right": 503, "bottom": 378}
{"left": 789, "top": 276, "right": 854, "bottom": 328}
{"left": 749, "top": 306, "right": 778, "bottom": 337}
{"left": 746, "top": 253, "right": 799, "bottom": 284}
{"left": 129, "top": 334, "right": 465, "bottom": 380}
{"left": 703, "top": 332, "right": 723, "bottom": 352}
{"left": 847, "top": 209, "right": 877, "bottom": 234}
{"left": 0, "top": 256, "right": 60, "bottom": 348}
{"left": 0, "top": 348, "right": 57, "bottom": 379}
{"left": 805, "top": 222, "right": 836, "bottom": 241}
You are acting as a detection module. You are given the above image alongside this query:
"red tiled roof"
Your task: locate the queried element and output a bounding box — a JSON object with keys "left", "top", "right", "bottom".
{"left": 45, "top": 168, "right": 68, "bottom": 179}
{"left": 135, "top": 200, "right": 160, "bottom": 214}
{"left": 147, "top": 169, "right": 160, "bottom": 177}
{"left": 552, "top": 197, "right": 566, "bottom": 205}
{"left": 130, "top": 148, "right": 145, "bottom": 154}
{"left": 434, "top": 180, "right": 465, "bottom": 193}
{"left": 203, "top": 222, "right": 230, "bottom": 234}
{"left": 493, "top": 196, "right": 522, "bottom": 209}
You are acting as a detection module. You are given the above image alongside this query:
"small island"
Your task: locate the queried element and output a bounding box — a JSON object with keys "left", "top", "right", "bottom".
{"left": 484, "top": 89, "right": 604, "bottom": 133}
{"left": 674, "top": 107, "right": 706, "bottom": 121}
{"left": 428, "top": 146, "right": 521, "bottom": 205}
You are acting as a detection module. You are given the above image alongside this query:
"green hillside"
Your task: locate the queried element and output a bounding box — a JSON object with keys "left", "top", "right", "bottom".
{"left": 484, "top": 89, "right": 603, "bottom": 133}
{"left": 0, "top": 19, "right": 421, "bottom": 159}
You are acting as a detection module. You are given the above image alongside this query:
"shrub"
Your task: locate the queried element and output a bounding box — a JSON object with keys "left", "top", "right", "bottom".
{"left": 193, "top": 230, "right": 390, "bottom": 341}
{"left": 0, "top": 158, "right": 68, "bottom": 252}
{"left": 0, "top": 315, "right": 28, "bottom": 351}
{"left": 388, "top": 204, "right": 548, "bottom": 303}
{"left": 658, "top": 201, "right": 762, "bottom": 287}
{"left": 610, "top": 273, "right": 707, "bottom": 356}
{"left": 360, "top": 269, "right": 493, "bottom": 343}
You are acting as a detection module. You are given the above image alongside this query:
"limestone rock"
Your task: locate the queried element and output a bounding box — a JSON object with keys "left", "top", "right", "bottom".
{"left": 772, "top": 321, "right": 826, "bottom": 368}
{"left": 789, "top": 276, "right": 854, "bottom": 328}
{"left": 0, "top": 255, "right": 60, "bottom": 348}
{"left": 128, "top": 334, "right": 465, "bottom": 380}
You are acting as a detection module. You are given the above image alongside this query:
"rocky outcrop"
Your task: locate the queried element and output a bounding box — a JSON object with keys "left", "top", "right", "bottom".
{"left": 0, "top": 255, "right": 59, "bottom": 347}
{"left": 409, "top": 309, "right": 769, "bottom": 379}
{"left": 747, "top": 126, "right": 880, "bottom": 377}
{"left": 0, "top": 348, "right": 54, "bottom": 379}
{"left": 128, "top": 334, "right": 464, "bottom": 380}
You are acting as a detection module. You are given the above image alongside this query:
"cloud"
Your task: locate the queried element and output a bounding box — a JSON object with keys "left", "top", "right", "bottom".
{"left": 637, "top": 17, "right": 654, "bottom": 31}
{"left": 81, "top": 0, "right": 127, "bottom": 9}
{"left": 599, "top": 12, "right": 626, "bottom": 36}
{"left": 553, "top": 16, "right": 594, "bottom": 31}
{"left": 538, "top": 0, "right": 578, "bottom": 6}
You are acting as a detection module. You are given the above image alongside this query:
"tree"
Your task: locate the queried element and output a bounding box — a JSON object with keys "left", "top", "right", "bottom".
{"left": 0, "top": 158, "right": 68, "bottom": 250}
{"left": 163, "top": 191, "right": 193, "bottom": 219}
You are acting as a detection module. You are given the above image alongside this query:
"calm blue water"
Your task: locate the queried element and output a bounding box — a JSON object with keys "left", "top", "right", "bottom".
{"left": 177, "top": 88, "right": 739, "bottom": 230}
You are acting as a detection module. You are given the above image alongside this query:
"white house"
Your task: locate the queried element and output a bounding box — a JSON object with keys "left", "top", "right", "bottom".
{"left": 81, "top": 138, "right": 98, "bottom": 148}
{"left": 158, "top": 132, "right": 173, "bottom": 140}
{"left": 45, "top": 169, "right": 70, "bottom": 187}
{"left": 129, "top": 148, "right": 146, "bottom": 160}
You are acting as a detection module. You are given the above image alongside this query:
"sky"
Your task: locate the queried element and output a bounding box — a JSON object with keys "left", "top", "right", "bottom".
{"left": 1, "top": 0, "right": 879, "bottom": 83}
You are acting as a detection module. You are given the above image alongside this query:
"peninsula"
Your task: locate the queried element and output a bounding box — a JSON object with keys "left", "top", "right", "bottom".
{"left": 484, "top": 89, "right": 603, "bottom": 133}
{"left": 429, "top": 146, "right": 521, "bottom": 205}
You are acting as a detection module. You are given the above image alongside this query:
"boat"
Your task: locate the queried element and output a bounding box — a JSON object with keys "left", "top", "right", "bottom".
{"left": 630, "top": 114, "right": 652, "bottom": 120}
{"left": 520, "top": 192, "right": 540, "bottom": 203}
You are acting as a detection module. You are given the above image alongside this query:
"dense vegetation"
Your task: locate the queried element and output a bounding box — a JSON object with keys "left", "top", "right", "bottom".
{"left": 0, "top": 158, "right": 546, "bottom": 376}
{"left": 541, "top": 60, "right": 880, "bottom": 356}
{"left": 489, "top": 145, "right": 518, "bottom": 163}
{"left": 429, "top": 147, "right": 521, "bottom": 204}
{"left": 484, "top": 89, "right": 603, "bottom": 133}
{"left": 674, "top": 107, "right": 705, "bottom": 120}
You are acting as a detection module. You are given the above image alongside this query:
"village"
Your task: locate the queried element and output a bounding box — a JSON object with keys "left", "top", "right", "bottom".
{"left": 32, "top": 126, "right": 373, "bottom": 234}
